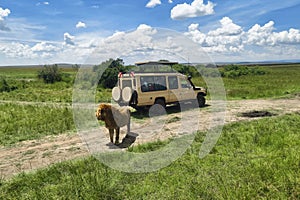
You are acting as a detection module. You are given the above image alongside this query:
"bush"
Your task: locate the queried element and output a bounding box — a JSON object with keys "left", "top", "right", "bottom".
{"left": 0, "top": 78, "right": 18, "bottom": 92}
{"left": 194, "top": 64, "right": 266, "bottom": 78}
{"left": 38, "top": 64, "right": 62, "bottom": 84}
{"left": 220, "top": 65, "right": 266, "bottom": 78}
{"left": 196, "top": 64, "right": 221, "bottom": 77}
{"left": 0, "top": 78, "right": 11, "bottom": 92}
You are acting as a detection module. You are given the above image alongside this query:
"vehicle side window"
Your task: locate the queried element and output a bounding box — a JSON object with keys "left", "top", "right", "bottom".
{"left": 168, "top": 76, "right": 178, "bottom": 89}
{"left": 140, "top": 76, "right": 166, "bottom": 92}
{"left": 154, "top": 76, "right": 167, "bottom": 91}
{"left": 180, "top": 78, "right": 191, "bottom": 88}
{"left": 140, "top": 76, "right": 152, "bottom": 92}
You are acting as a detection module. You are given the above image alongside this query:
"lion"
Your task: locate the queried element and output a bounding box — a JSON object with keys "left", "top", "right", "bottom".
{"left": 96, "top": 103, "right": 131, "bottom": 144}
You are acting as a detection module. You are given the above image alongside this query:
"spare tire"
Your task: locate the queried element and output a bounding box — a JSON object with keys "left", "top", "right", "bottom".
{"left": 122, "top": 87, "right": 133, "bottom": 103}
{"left": 112, "top": 87, "right": 121, "bottom": 102}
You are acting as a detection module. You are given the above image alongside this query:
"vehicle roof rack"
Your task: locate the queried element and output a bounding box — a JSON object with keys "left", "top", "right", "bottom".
{"left": 135, "top": 61, "right": 178, "bottom": 66}
{"left": 133, "top": 61, "right": 179, "bottom": 73}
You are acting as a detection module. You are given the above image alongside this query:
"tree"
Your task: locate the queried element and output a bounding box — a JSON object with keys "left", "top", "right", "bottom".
{"left": 109, "top": 58, "right": 125, "bottom": 69}
{"left": 38, "top": 64, "right": 62, "bottom": 83}
{"left": 93, "top": 58, "right": 133, "bottom": 89}
{"left": 172, "top": 64, "right": 200, "bottom": 77}
{"left": 72, "top": 64, "right": 80, "bottom": 71}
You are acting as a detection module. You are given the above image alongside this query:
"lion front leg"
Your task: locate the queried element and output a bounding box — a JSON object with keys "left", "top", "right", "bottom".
{"left": 115, "top": 128, "right": 120, "bottom": 145}
{"left": 127, "top": 117, "right": 131, "bottom": 134}
{"left": 109, "top": 129, "right": 114, "bottom": 143}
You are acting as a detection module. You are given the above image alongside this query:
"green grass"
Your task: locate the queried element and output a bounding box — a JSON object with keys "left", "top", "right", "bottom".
{"left": 0, "top": 80, "right": 74, "bottom": 102}
{"left": 1, "top": 113, "right": 299, "bottom": 199}
{"left": 192, "top": 64, "right": 300, "bottom": 100}
{"left": 0, "top": 67, "right": 76, "bottom": 103}
{"left": 0, "top": 103, "right": 75, "bottom": 146}
{"left": 223, "top": 65, "right": 300, "bottom": 99}
{"left": 0, "top": 67, "right": 40, "bottom": 79}
{"left": 0, "top": 66, "right": 112, "bottom": 103}
{"left": 128, "top": 139, "right": 171, "bottom": 153}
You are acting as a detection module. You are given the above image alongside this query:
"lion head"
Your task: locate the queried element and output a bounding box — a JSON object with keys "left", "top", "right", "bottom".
{"left": 95, "top": 103, "right": 112, "bottom": 121}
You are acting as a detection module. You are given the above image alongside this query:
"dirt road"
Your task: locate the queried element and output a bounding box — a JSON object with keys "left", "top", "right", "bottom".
{"left": 1, "top": 97, "right": 299, "bottom": 179}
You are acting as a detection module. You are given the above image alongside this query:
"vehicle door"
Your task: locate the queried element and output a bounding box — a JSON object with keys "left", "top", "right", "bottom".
{"left": 178, "top": 77, "right": 195, "bottom": 101}
{"left": 167, "top": 76, "right": 180, "bottom": 103}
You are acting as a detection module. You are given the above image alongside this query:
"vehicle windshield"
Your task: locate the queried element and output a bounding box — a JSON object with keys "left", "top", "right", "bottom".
{"left": 180, "top": 78, "right": 192, "bottom": 88}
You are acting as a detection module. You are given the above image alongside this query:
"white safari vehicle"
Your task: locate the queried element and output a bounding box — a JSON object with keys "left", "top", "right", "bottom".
{"left": 112, "top": 61, "right": 206, "bottom": 109}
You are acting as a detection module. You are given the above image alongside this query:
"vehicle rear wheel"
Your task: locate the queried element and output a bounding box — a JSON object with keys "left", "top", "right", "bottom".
{"left": 155, "top": 98, "right": 166, "bottom": 108}
{"left": 129, "top": 91, "right": 138, "bottom": 106}
{"left": 149, "top": 98, "right": 166, "bottom": 116}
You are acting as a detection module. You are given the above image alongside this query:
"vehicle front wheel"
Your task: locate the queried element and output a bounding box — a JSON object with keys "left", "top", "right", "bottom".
{"left": 197, "top": 94, "right": 206, "bottom": 107}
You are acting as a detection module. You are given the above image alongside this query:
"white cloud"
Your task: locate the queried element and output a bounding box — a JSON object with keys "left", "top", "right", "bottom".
{"left": 0, "top": 7, "right": 11, "bottom": 31}
{"left": 64, "top": 32, "right": 75, "bottom": 45}
{"left": 208, "top": 17, "right": 243, "bottom": 36}
{"left": 246, "top": 21, "right": 275, "bottom": 46}
{"left": 0, "top": 40, "right": 64, "bottom": 63}
{"left": 185, "top": 23, "right": 206, "bottom": 44}
{"left": 76, "top": 21, "right": 86, "bottom": 29}
{"left": 146, "top": 0, "right": 173, "bottom": 8}
{"left": 184, "top": 17, "right": 300, "bottom": 62}
{"left": 245, "top": 21, "right": 300, "bottom": 47}
{"left": 185, "top": 17, "right": 244, "bottom": 53}
{"left": 271, "top": 28, "right": 300, "bottom": 44}
{"left": 0, "top": 7, "right": 10, "bottom": 19}
{"left": 96, "top": 24, "right": 158, "bottom": 61}
{"left": 146, "top": 0, "right": 161, "bottom": 8}
{"left": 36, "top": 2, "right": 50, "bottom": 6}
{"left": 0, "top": 24, "right": 161, "bottom": 65}
{"left": 82, "top": 24, "right": 208, "bottom": 64}
{"left": 31, "top": 42, "right": 60, "bottom": 52}
{"left": 171, "top": 0, "right": 215, "bottom": 20}
{"left": 52, "top": 21, "right": 300, "bottom": 63}
{"left": 0, "top": 42, "right": 37, "bottom": 59}
{"left": 2, "top": 19, "right": 300, "bottom": 65}
{"left": 136, "top": 24, "right": 156, "bottom": 32}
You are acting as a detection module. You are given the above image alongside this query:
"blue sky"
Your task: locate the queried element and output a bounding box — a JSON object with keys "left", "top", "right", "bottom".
{"left": 1, "top": 0, "right": 300, "bottom": 65}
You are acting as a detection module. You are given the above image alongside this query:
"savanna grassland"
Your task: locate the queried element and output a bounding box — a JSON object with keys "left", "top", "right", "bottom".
{"left": 0, "top": 63, "right": 300, "bottom": 199}
{"left": 1, "top": 113, "right": 299, "bottom": 199}
{"left": 193, "top": 64, "right": 300, "bottom": 99}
